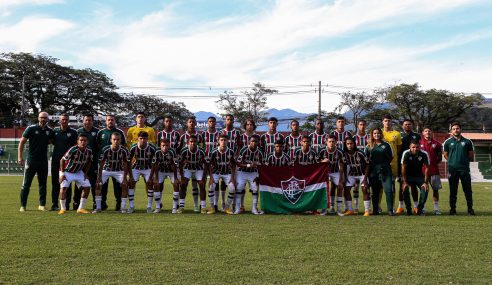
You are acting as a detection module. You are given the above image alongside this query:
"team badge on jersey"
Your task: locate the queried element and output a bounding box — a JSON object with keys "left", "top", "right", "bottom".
{"left": 46, "top": 131, "right": 50, "bottom": 135}
{"left": 418, "top": 156, "right": 422, "bottom": 161}
{"left": 450, "top": 143, "right": 454, "bottom": 146}
{"left": 92, "top": 132, "right": 96, "bottom": 136}
{"left": 281, "top": 176, "right": 306, "bottom": 205}
{"left": 382, "top": 145, "right": 386, "bottom": 149}
{"left": 35, "top": 131, "right": 39, "bottom": 134}
{"left": 432, "top": 144, "right": 436, "bottom": 148}
{"left": 461, "top": 142, "right": 465, "bottom": 146}
{"left": 67, "top": 133, "right": 72, "bottom": 137}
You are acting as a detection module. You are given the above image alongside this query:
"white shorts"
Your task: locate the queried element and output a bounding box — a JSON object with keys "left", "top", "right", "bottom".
{"left": 211, "top": 173, "right": 233, "bottom": 185}
{"left": 236, "top": 171, "right": 258, "bottom": 192}
{"left": 101, "top": 170, "right": 125, "bottom": 184}
{"left": 131, "top": 169, "right": 152, "bottom": 182}
{"left": 346, "top": 175, "right": 365, "bottom": 187}
{"left": 158, "top": 171, "right": 176, "bottom": 184}
{"left": 430, "top": 175, "right": 442, "bottom": 191}
{"left": 183, "top": 169, "right": 204, "bottom": 180}
{"left": 61, "top": 171, "right": 91, "bottom": 188}
{"left": 329, "top": 172, "right": 340, "bottom": 186}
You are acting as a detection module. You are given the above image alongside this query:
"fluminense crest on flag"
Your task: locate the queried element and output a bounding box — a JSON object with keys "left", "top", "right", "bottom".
{"left": 281, "top": 176, "right": 305, "bottom": 205}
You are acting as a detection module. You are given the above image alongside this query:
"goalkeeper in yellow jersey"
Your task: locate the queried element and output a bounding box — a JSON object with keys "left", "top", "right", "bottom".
{"left": 126, "top": 112, "right": 156, "bottom": 147}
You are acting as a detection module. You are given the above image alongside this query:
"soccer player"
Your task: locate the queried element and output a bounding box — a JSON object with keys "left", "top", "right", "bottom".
{"left": 330, "top": 116, "right": 351, "bottom": 150}
{"left": 353, "top": 119, "right": 370, "bottom": 211}
{"left": 156, "top": 115, "right": 180, "bottom": 151}
{"left": 18, "top": 112, "right": 54, "bottom": 212}
{"left": 236, "top": 135, "right": 264, "bottom": 215}
{"left": 178, "top": 135, "right": 207, "bottom": 214}
{"left": 443, "top": 122, "right": 475, "bottom": 215}
{"left": 128, "top": 131, "right": 157, "bottom": 213}
{"left": 261, "top": 117, "right": 284, "bottom": 157}
{"left": 178, "top": 116, "right": 203, "bottom": 212}
{"left": 152, "top": 138, "right": 179, "bottom": 213}
{"left": 58, "top": 133, "right": 93, "bottom": 214}
{"left": 96, "top": 115, "right": 126, "bottom": 210}
{"left": 200, "top": 116, "right": 220, "bottom": 210}
{"left": 319, "top": 135, "right": 345, "bottom": 216}
{"left": 76, "top": 114, "right": 99, "bottom": 210}
{"left": 221, "top": 114, "right": 241, "bottom": 211}
{"left": 381, "top": 114, "right": 401, "bottom": 214}
{"left": 401, "top": 140, "right": 430, "bottom": 216}
{"left": 365, "top": 127, "right": 395, "bottom": 216}
{"left": 293, "top": 135, "right": 318, "bottom": 166}
{"left": 285, "top": 119, "right": 302, "bottom": 161}
{"left": 240, "top": 119, "right": 257, "bottom": 150}
{"left": 343, "top": 137, "right": 370, "bottom": 216}
{"left": 309, "top": 118, "right": 328, "bottom": 154}
{"left": 419, "top": 126, "right": 443, "bottom": 215}
{"left": 397, "top": 119, "right": 422, "bottom": 214}
{"left": 126, "top": 112, "right": 156, "bottom": 147}
{"left": 51, "top": 114, "right": 78, "bottom": 211}
{"left": 93, "top": 132, "right": 130, "bottom": 213}
{"left": 265, "top": 140, "right": 291, "bottom": 167}
{"left": 209, "top": 135, "right": 237, "bottom": 214}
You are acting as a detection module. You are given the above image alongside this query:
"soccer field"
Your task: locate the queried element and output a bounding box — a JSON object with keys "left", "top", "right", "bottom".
{"left": 0, "top": 176, "right": 491, "bottom": 284}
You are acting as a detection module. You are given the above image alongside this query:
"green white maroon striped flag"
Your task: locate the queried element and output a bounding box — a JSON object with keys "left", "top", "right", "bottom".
{"left": 259, "top": 163, "right": 328, "bottom": 214}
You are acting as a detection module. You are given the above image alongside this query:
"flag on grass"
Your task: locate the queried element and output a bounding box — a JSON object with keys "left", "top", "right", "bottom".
{"left": 259, "top": 163, "right": 328, "bottom": 214}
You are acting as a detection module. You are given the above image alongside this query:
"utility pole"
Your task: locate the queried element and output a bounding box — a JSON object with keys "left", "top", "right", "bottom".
{"left": 21, "top": 73, "right": 25, "bottom": 127}
{"left": 318, "top": 81, "right": 321, "bottom": 117}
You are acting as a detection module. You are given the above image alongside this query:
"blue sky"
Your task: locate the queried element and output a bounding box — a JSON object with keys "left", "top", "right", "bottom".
{"left": 1, "top": 0, "right": 492, "bottom": 114}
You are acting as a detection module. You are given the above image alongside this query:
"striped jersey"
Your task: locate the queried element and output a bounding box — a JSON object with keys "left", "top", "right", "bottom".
{"left": 237, "top": 146, "right": 264, "bottom": 172}
{"left": 209, "top": 147, "right": 236, "bottom": 174}
{"left": 62, "top": 146, "right": 93, "bottom": 173}
{"left": 309, "top": 132, "right": 328, "bottom": 153}
{"left": 293, "top": 147, "right": 318, "bottom": 165}
{"left": 100, "top": 145, "right": 130, "bottom": 171}
{"left": 285, "top": 134, "right": 302, "bottom": 160}
{"left": 222, "top": 128, "right": 241, "bottom": 153}
{"left": 180, "top": 147, "right": 206, "bottom": 170}
{"left": 129, "top": 143, "right": 157, "bottom": 170}
{"left": 153, "top": 148, "right": 177, "bottom": 173}
{"left": 156, "top": 129, "right": 180, "bottom": 151}
{"left": 355, "top": 133, "right": 369, "bottom": 152}
{"left": 240, "top": 132, "right": 258, "bottom": 150}
{"left": 343, "top": 150, "right": 368, "bottom": 176}
{"left": 200, "top": 130, "right": 219, "bottom": 158}
{"left": 265, "top": 152, "right": 291, "bottom": 167}
{"left": 318, "top": 147, "right": 344, "bottom": 173}
{"left": 261, "top": 132, "right": 284, "bottom": 157}
{"left": 330, "top": 130, "right": 352, "bottom": 150}
{"left": 179, "top": 131, "right": 203, "bottom": 152}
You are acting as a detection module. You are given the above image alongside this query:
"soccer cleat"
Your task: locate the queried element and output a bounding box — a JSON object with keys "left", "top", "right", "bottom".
{"left": 434, "top": 210, "right": 442, "bottom": 215}
{"left": 172, "top": 208, "right": 177, "bottom": 214}
{"left": 147, "top": 207, "right": 153, "bottom": 214}
{"left": 320, "top": 209, "right": 328, "bottom": 216}
{"left": 115, "top": 203, "right": 121, "bottom": 211}
{"left": 153, "top": 208, "right": 161, "bottom": 214}
{"left": 337, "top": 211, "right": 344, "bottom": 217}
{"left": 51, "top": 205, "right": 60, "bottom": 211}
{"left": 240, "top": 206, "right": 246, "bottom": 213}
{"left": 19, "top": 206, "right": 26, "bottom": 212}
{"left": 101, "top": 203, "right": 108, "bottom": 211}
{"left": 417, "top": 209, "right": 425, "bottom": 216}
{"left": 121, "top": 209, "right": 128, "bottom": 214}
{"left": 224, "top": 208, "right": 234, "bottom": 215}
{"left": 92, "top": 209, "right": 101, "bottom": 214}
{"left": 207, "top": 207, "right": 216, "bottom": 214}
{"left": 450, "top": 209, "right": 457, "bottom": 216}
{"left": 194, "top": 205, "right": 200, "bottom": 213}
{"left": 127, "top": 207, "right": 134, "bottom": 214}
{"left": 233, "top": 208, "right": 241, "bottom": 215}
{"left": 395, "top": 207, "right": 404, "bottom": 215}
{"left": 221, "top": 203, "right": 226, "bottom": 212}
{"left": 38, "top": 205, "right": 47, "bottom": 212}
{"left": 388, "top": 210, "right": 395, "bottom": 216}
{"left": 467, "top": 209, "right": 476, "bottom": 216}
{"left": 406, "top": 209, "right": 413, "bottom": 216}
{"left": 58, "top": 209, "right": 66, "bottom": 215}
{"left": 363, "top": 211, "right": 370, "bottom": 217}
{"left": 378, "top": 207, "right": 383, "bottom": 214}
{"left": 77, "top": 209, "right": 90, "bottom": 214}
{"left": 343, "top": 210, "right": 355, "bottom": 216}
{"left": 200, "top": 208, "right": 207, "bottom": 214}
{"left": 328, "top": 208, "right": 335, "bottom": 215}
{"left": 176, "top": 208, "right": 184, "bottom": 214}
{"left": 353, "top": 209, "right": 359, "bottom": 214}
{"left": 413, "top": 207, "right": 418, "bottom": 214}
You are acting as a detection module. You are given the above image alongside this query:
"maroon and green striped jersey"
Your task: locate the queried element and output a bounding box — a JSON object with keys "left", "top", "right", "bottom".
{"left": 129, "top": 143, "right": 157, "bottom": 170}
{"left": 309, "top": 132, "right": 328, "bottom": 153}
{"left": 156, "top": 129, "right": 180, "bottom": 150}
{"left": 62, "top": 146, "right": 93, "bottom": 173}
{"left": 318, "top": 147, "right": 344, "bottom": 173}
{"left": 222, "top": 128, "right": 241, "bottom": 153}
{"left": 285, "top": 134, "right": 302, "bottom": 160}
{"left": 355, "top": 133, "right": 369, "bottom": 152}
{"left": 260, "top": 132, "right": 284, "bottom": 157}
{"left": 180, "top": 147, "right": 206, "bottom": 170}
{"left": 344, "top": 150, "right": 368, "bottom": 176}
{"left": 293, "top": 147, "right": 318, "bottom": 165}
{"left": 265, "top": 152, "right": 291, "bottom": 167}
{"left": 178, "top": 131, "right": 203, "bottom": 152}
{"left": 237, "top": 146, "right": 264, "bottom": 172}
{"left": 200, "top": 130, "right": 219, "bottom": 158}
{"left": 209, "top": 147, "right": 236, "bottom": 175}
{"left": 100, "top": 145, "right": 130, "bottom": 171}
{"left": 153, "top": 148, "right": 177, "bottom": 173}
{"left": 330, "top": 130, "right": 352, "bottom": 150}
{"left": 240, "top": 132, "right": 258, "bottom": 150}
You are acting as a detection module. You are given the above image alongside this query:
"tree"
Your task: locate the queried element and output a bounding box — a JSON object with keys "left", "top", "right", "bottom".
{"left": 216, "top": 82, "right": 276, "bottom": 126}
{"left": 370, "top": 83, "right": 484, "bottom": 131}
{"left": 300, "top": 111, "right": 340, "bottom": 133}
{"left": 335, "top": 91, "right": 379, "bottom": 127}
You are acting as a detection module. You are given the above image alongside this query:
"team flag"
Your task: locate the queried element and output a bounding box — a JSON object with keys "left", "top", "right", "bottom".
{"left": 259, "top": 163, "right": 328, "bottom": 214}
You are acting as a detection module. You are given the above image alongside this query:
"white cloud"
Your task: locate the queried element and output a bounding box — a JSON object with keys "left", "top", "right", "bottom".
{"left": 0, "top": 0, "right": 63, "bottom": 9}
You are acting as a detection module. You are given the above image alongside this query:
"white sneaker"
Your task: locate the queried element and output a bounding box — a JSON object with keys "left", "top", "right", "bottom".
{"left": 19, "top": 206, "right": 26, "bottom": 212}
{"left": 171, "top": 208, "right": 177, "bottom": 214}
{"left": 337, "top": 211, "right": 344, "bottom": 217}
{"left": 320, "top": 209, "right": 328, "bottom": 216}
{"left": 233, "top": 208, "right": 240, "bottom": 215}
{"left": 146, "top": 207, "right": 153, "bottom": 214}
{"left": 38, "top": 205, "right": 47, "bottom": 211}
{"left": 252, "top": 208, "right": 264, "bottom": 215}
{"left": 92, "top": 209, "right": 101, "bottom": 214}
{"left": 153, "top": 208, "right": 161, "bottom": 214}
{"left": 121, "top": 209, "right": 128, "bottom": 214}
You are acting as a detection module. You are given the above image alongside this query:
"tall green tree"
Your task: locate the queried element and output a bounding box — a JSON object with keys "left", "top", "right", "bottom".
{"left": 335, "top": 91, "right": 379, "bottom": 127}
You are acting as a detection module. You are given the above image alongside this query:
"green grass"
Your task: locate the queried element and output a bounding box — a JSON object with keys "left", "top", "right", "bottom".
{"left": 0, "top": 176, "right": 491, "bottom": 284}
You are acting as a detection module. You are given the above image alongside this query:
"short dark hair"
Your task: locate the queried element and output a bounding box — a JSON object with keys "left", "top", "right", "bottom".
{"left": 301, "top": 135, "right": 310, "bottom": 142}
{"left": 160, "top": 138, "right": 170, "bottom": 144}
{"left": 60, "top": 113, "right": 69, "bottom": 118}
{"left": 219, "top": 134, "right": 229, "bottom": 140}
{"left": 138, "top": 131, "right": 148, "bottom": 138}
{"left": 188, "top": 135, "right": 197, "bottom": 141}
{"left": 291, "top": 119, "right": 299, "bottom": 125}
{"left": 225, "top": 114, "right": 234, "bottom": 120}
{"left": 136, "top": 112, "right": 145, "bottom": 117}
{"left": 83, "top": 113, "right": 94, "bottom": 119}
{"left": 327, "top": 134, "right": 337, "bottom": 141}
{"left": 382, "top": 114, "right": 392, "bottom": 121}
{"left": 207, "top": 116, "right": 216, "bottom": 122}
{"left": 422, "top": 126, "right": 432, "bottom": 131}
{"left": 78, "top": 133, "right": 88, "bottom": 139}
{"left": 274, "top": 139, "right": 284, "bottom": 145}
{"left": 249, "top": 134, "right": 260, "bottom": 142}
{"left": 451, "top": 122, "right": 461, "bottom": 128}
{"left": 336, "top": 116, "right": 346, "bottom": 121}
{"left": 187, "top": 116, "right": 196, "bottom": 122}
{"left": 163, "top": 114, "right": 173, "bottom": 121}
{"left": 268, "top": 117, "right": 278, "bottom": 123}
{"left": 111, "top": 132, "right": 121, "bottom": 138}
{"left": 403, "top": 118, "right": 413, "bottom": 124}
{"left": 410, "top": 139, "right": 420, "bottom": 146}
{"left": 358, "top": 119, "right": 366, "bottom": 124}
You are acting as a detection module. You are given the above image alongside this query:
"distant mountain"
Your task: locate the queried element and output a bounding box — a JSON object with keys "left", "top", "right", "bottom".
{"left": 265, "top": 108, "right": 311, "bottom": 119}
{"left": 194, "top": 111, "right": 222, "bottom": 121}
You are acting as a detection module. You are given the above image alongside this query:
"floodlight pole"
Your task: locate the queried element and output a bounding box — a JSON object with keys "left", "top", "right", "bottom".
{"left": 318, "top": 81, "right": 321, "bottom": 116}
